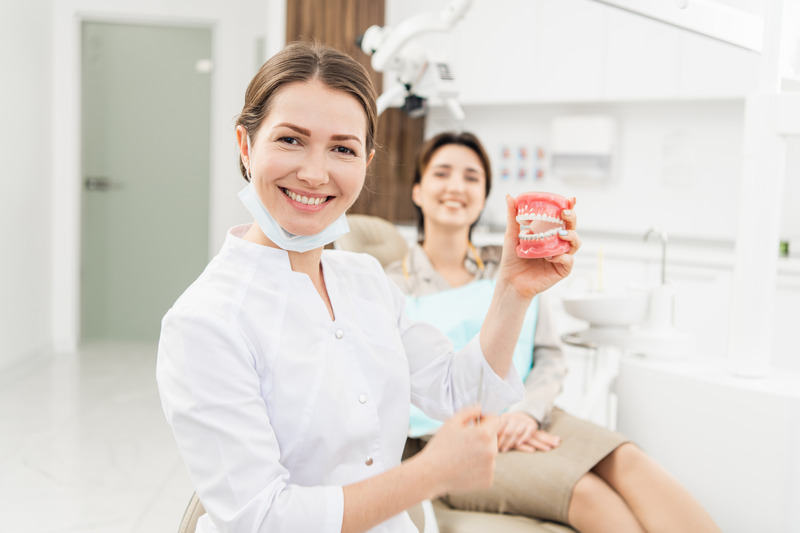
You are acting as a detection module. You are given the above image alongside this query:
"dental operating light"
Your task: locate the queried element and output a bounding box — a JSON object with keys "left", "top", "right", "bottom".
{"left": 357, "top": 0, "right": 473, "bottom": 119}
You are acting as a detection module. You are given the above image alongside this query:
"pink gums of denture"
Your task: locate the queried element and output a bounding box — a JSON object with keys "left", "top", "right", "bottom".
{"left": 515, "top": 192, "right": 571, "bottom": 259}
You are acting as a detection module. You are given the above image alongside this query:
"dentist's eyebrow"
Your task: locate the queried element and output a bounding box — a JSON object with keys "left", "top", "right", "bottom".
{"left": 331, "top": 133, "right": 363, "bottom": 145}
{"left": 274, "top": 123, "right": 362, "bottom": 145}
{"left": 274, "top": 123, "right": 310, "bottom": 136}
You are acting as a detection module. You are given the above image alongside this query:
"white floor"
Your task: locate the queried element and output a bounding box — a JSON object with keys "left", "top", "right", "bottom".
{"left": 0, "top": 342, "right": 193, "bottom": 533}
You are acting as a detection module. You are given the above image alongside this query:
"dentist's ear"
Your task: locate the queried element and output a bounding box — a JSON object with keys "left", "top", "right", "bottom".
{"left": 235, "top": 125, "right": 250, "bottom": 172}
{"left": 366, "top": 149, "right": 375, "bottom": 167}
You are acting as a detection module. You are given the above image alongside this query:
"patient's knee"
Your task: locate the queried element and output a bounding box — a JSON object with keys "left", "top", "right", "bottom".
{"left": 569, "top": 472, "right": 607, "bottom": 513}
{"left": 599, "top": 442, "right": 647, "bottom": 477}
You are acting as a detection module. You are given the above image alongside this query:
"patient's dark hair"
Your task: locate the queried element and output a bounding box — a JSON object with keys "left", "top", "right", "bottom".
{"left": 412, "top": 131, "right": 492, "bottom": 242}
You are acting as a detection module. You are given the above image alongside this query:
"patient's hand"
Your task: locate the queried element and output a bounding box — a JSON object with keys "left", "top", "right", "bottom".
{"left": 497, "top": 412, "right": 561, "bottom": 453}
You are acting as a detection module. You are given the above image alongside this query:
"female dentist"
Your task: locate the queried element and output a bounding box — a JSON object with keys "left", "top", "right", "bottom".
{"left": 156, "top": 41, "right": 580, "bottom": 533}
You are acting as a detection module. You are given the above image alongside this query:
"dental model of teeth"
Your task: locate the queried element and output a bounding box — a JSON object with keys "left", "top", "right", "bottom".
{"left": 515, "top": 192, "right": 572, "bottom": 259}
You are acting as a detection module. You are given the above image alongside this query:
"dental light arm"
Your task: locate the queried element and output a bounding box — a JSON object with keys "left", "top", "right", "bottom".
{"left": 358, "top": 0, "right": 473, "bottom": 119}
{"left": 363, "top": 0, "right": 472, "bottom": 72}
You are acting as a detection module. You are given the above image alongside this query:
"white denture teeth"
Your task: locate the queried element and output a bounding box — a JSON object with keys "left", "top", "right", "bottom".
{"left": 519, "top": 227, "right": 564, "bottom": 241}
{"left": 517, "top": 211, "right": 560, "bottom": 223}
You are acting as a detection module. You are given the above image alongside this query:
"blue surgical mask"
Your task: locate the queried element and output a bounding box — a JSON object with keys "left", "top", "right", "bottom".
{"left": 238, "top": 135, "right": 350, "bottom": 253}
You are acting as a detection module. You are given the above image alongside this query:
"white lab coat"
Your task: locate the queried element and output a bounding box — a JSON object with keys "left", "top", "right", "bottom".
{"left": 157, "top": 225, "right": 524, "bottom": 533}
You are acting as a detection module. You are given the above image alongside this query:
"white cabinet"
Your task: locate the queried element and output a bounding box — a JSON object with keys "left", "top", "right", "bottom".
{"left": 449, "top": 0, "right": 539, "bottom": 104}
{"left": 535, "top": 0, "right": 606, "bottom": 101}
{"left": 390, "top": 0, "right": 760, "bottom": 104}
{"left": 678, "top": 30, "right": 759, "bottom": 98}
{"left": 603, "top": 7, "right": 681, "bottom": 100}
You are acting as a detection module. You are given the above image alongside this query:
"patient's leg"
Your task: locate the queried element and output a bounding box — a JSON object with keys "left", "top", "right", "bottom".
{"left": 567, "top": 471, "right": 645, "bottom": 533}
{"left": 592, "top": 443, "right": 721, "bottom": 533}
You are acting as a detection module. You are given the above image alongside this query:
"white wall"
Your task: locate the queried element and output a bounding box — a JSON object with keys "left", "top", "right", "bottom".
{"left": 50, "top": 0, "right": 268, "bottom": 353}
{"left": 0, "top": 0, "right": 54, "bottom": 371}
{"left": 427, "top": 101, "right": 745, "bottom": 242}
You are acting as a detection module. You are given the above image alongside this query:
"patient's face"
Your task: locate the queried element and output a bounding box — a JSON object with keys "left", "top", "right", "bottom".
{"left": 413, "top": 144, "right": 487, "bottom": 233}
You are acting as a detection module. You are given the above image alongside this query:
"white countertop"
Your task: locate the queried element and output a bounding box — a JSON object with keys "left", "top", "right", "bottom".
{"left": 620, "top": 354, "right": 800, "bottom": 399}
{"left": 469, "top": 227, "right": 800, "bottom": 277}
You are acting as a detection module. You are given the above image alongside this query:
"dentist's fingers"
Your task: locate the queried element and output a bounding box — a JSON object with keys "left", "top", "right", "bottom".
{"left": 550, "top": 229, "right": 581, "bottom": 258}
{"left": 504, "top": 194, "right": 520, "bottom": 247}
{"left": 561, "top": 200, "right": 577, "bottom": 231}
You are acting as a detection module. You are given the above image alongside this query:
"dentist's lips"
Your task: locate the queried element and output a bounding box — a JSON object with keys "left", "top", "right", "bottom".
{"left": 515, "top": 192, "right": 571, "bottom": 259}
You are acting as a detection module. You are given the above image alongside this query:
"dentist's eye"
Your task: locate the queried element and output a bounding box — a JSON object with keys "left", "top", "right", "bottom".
{"left": 278, "top": 137, "right": 299, "bottom": 145}
{"left": 334, "top": 145, "right": 356, "bottom": 156}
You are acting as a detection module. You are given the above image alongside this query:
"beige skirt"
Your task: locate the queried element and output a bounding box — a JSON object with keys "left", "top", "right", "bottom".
{"left": 404, "top": 408, "right": 628, "bottom": 524}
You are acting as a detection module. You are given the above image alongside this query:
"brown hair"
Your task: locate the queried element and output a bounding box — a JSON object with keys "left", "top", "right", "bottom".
{"left": 412, "top": 131, "right": 493, "bottom": 242}
{"left": 235, "top": 41, "right": 378, "bottom": 180}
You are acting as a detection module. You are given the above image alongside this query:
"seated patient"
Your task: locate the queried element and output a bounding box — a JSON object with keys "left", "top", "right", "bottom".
{"left": 385, "top": 131, "right": 721, "bottom": 533}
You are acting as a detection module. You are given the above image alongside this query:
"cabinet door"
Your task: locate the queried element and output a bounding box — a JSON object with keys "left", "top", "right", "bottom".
{"left": 452, "top": 0, "right": 542, "bottom": 104}
{"left": 536, "top": 0, "right": 606, "bottom": 101}
{"left": 391, "top": 0, "right": 758, "bottom": 104}
{"left": 604, "top": 7, "right": 680, "bottom": 100}
{"left": 453, "top": 0, "right": 607, "bottom": 104}
{"left": 678, "top": 30, "right": 758, "bottom": 98}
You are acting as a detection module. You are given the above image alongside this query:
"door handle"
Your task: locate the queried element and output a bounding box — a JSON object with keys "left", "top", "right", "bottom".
{"left": 84, "top": 176, "right": 120, "bottom": 191}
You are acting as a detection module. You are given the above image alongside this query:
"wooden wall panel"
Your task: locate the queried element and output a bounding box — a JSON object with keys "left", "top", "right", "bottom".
{"left": 285, "top": 0, "right": 423, "bottom": 224}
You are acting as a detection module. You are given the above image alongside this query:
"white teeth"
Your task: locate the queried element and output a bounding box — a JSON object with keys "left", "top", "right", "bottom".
{"left": 518, "top": 228, "right": 563, "bottom": 241}
{"left": 443, "top": 200, "right": 463, "bottom": 208}
{"left": 285, "top": 188, "right": 327, "bottom": 205}
{"left": 516, "top": 212, "right": 565, "bottom": 224}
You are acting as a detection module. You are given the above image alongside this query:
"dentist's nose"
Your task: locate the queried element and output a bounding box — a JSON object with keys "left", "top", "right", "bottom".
{"left": 296, "top": 150, "right": 329, "bottom": 187}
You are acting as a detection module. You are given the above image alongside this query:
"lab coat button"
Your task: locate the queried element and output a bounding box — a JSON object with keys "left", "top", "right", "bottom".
{"left": 335, "top": 329, "right": 344, "bottom": 339}
{"left": 359, "top": 394, "right": 367, "bottom": 404}
{"left": 365, "top": 457, "right": 373, "bottom": 466}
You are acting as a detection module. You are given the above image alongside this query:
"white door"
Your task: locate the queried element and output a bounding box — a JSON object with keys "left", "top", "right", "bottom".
{"left": 80, "top": 21, "right": 212, "bottom": 342}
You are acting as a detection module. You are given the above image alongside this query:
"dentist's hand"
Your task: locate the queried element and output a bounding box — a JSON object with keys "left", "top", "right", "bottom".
{"left": 498, "top": 195, "right": 581, "bottom": 300}
{"left": 420, "top": 406, "right": 500, "bottom": 496}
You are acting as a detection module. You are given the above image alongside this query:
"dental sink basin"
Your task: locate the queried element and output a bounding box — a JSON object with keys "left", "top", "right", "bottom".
{"left": 562, "top": 290, "right": 649, "bottom": 328}
{"left": 561, "top": 289, "right": 695, "bottom": 358}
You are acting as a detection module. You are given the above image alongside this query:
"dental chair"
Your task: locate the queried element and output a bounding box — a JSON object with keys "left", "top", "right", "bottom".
{"left": 178, "top": 491, "right": 573, "bottom": 533}
{"left": 176, "top": 492, "right": 441, "bottom": 532}
{"left": 333, "top": 213, "right": 410, "bottom": 267}
{"left": 177, "top": 493, "right": 204, "bottom": 533}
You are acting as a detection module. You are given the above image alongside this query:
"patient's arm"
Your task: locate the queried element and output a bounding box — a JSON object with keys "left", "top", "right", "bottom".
{"left": 508, "top": 293, "right": 568, "bottom": 427}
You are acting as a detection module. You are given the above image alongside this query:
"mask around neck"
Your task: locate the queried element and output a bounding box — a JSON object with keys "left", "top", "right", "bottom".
{"left": 237, "top": 183, "right": 350, "bottom": 253}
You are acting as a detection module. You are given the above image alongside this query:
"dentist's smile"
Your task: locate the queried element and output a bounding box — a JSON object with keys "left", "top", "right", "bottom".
{"left": 282, "top": 187, "right": 333, "bottom": 211}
